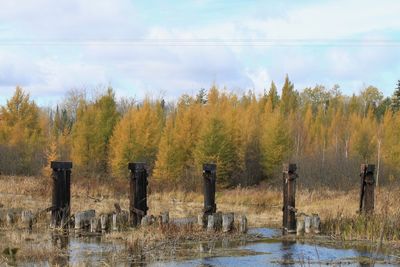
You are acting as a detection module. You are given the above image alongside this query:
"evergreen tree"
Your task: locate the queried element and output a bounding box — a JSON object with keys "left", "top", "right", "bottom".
{"left": 196, "top": 88, "right": 208, "bottom": 104}
{"left": 267, "top": 81, "right": 279, "bottom": 110}
{"left": 391, "top": 80, "right": 400, "bottom": 112}
{"left": 280, "top": 75, "right": 298, "bottom": 116}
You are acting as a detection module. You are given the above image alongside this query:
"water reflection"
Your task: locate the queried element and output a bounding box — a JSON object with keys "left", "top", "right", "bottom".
{"left": 50, "top": 233, "right": 69, "bottom": 266}
{"left": 280, "top": 240, "right": 296, "bottom": 266}
{"left": 13, "top": 228, "right": 399, "bottom": 266}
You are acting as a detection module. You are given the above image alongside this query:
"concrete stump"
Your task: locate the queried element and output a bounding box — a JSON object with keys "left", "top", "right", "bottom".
{"left": 75, "top": 210, "right": 95, "bottom": 230}
{"left": 312, "top": 214, "right": 321, "bottom": 234}
{"left": 118, "top": 211, "right": 129, "bottom": 229}
{"left": 198, "top": 214, "right": 206, "bottom": 228}
{"left": 112, "top": 212, "right": 129, "bottom": 231}
{"left": 296, "top": 218, "right": 305, "bottom": 236}
{"left": 90, "top": 217, "right": 100, "bottom": 233}
{"left": 239, "top": 215, "right": 248, "bottom": 234}
{"left": 6, "top": 212, "right": 14, "bottom": 226}
{"left": 170, "top": 217, "right": 197, "bottom": 227}
{"left": 207, "top": 212, "right": 222, "bottom": 232}
{"left": 21, "top": 210, "right": 34, "bottom": 230}
{"left": 156, "top": 215, "right": 163, "bottom": 228}
{"left": 141, "top": 215, "right": 154, "bottom": 227}
{"left": 112, "top": 214, "right": 118, "bottom": 231}
{"left": 304, "top": 215, "right": 311, "bottom": 234}
{"left": 222, "top": 213, "right": 234, "bottom": 233}
{"left": 207, "top": 215, "right": 215, "bottom": 232}
{"left": 161, "top": 211, "right": 169, "bottom": 224}
{"left": 100, "top": 214, "right": 109, "bottom": 232}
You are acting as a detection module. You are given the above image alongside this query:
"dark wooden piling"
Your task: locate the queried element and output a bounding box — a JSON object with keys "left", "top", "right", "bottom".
{"left": 203, "top": 163, "right": 217, "bottom": 217}
{"left": 282, "top": 163, "right": 297, "bottom": 235}
{"left": 359, "top": 164, "right": 375, "bottom": 214}
{"left": 50, "top": 161, "right": 72, "bottom": 228}
{"left": 128, "top": 162, "right": 148, "bottom": 227}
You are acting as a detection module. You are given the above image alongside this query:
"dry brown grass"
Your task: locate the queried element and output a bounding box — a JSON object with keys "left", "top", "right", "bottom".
{"left": 0, "top": 231, "right": 68, "bottom": 265}
{"left": 104, "top": 223, "right": 248, "bottom": 250}
{"left": 1, "top": 175, "right": 399, "bottom": 228}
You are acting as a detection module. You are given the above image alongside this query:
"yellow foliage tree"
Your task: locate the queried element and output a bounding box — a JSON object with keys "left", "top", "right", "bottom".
{"left": 0, "top": 87, "right": 45, "bottom": 174}
{"left": 109, "top": 100, "right": 164, "bottom": 178}
{"left": 261, "top": 101, "right": 293, "bottom": 177}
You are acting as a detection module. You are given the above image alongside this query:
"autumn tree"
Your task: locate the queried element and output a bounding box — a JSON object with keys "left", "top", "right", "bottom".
{"left": 382, "top": 110, "right": 400, "bottom": 172}
{"left": 349, "top": 109, "right": 377, "bottom": 162}
{"left": 0, "top": 87, "right": 45, "bottom": 174}
{"left": 261, "top": 101, "right": 293, "bottom": 178}
{"left": 360, "top": 86, "right": 383, "bottom": 115}
{"left": 109, "top": 99, "right": 164, "bottom": 178}
{"left": 194, "top": 116, "right": 236, "bottom": 187}
{"left": 280, "top": 75, "right": 298, "bottom": 116}
{"left": 71, "top": 88, "right": 119, "bottom": 174}
{"left": 153, "top": 96, "right": 203, "bottom": 189}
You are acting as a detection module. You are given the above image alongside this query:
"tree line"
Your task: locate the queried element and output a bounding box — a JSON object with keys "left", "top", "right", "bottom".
{"left": 1, "top": 76, "right": 400, "bottom": 190}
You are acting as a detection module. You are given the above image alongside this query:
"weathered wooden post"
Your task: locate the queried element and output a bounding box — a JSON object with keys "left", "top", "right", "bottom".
{"left": 203, "top": 163, "right": 217, "bottom": 216}
{"left": 51, "top": 161, "right": 72, "bottom": 228}
{"left": 128, "top": 162, "right": 148, "bottom": 227}
{"left": 359, "top": 164, "right": 375, "bottom": 214}
{"left": 282, "top": 163, "right": 297, "bottom": 235}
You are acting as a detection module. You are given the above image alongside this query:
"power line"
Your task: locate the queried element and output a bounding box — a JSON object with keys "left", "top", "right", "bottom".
{"left": 1, "top": 38, "right": 400, "bottom": 46}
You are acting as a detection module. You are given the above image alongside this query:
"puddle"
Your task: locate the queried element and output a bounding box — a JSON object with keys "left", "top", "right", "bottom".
{"left": 2, "top": 228, "right": 400, "bottom": 266}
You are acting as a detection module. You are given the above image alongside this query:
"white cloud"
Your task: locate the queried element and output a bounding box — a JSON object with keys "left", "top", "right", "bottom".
{"left": 243, "top": 0, "right": 400, "bottom": 40}
{"left": 245, "top": 68, "right": 270, "bottom": 93}
{"left": 1, "top": 0, "right": 400, "bottom": 105}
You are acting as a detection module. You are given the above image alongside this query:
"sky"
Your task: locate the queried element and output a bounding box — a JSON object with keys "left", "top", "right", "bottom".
{"left": 1, "top": 0, "right": 400, "bottom": 106}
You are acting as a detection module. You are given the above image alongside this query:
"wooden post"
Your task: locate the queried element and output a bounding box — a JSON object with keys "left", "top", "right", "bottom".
{"left": 128, "top": 162, "right": 148, "bottom": 227}
{"left": 203, "top": 163, "right": 217, "bottom": 216}
{"left": 359, "top": 164, "right": 375, "bottom": 214}
{"left": 50, "top": 161, "right": 72, "bottom": 228}
{"left": 282, "top": 163, "right": 297, "bottom": 235}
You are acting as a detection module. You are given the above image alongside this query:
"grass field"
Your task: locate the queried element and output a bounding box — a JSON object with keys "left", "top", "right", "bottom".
{"left": 1, "top": 175, "right": 398, "bottom": 229}
{"left": 2, "top": 175, "right": 400, "bottom": 265}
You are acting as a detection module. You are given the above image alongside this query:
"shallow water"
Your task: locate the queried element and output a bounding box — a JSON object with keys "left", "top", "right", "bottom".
{"left": 5, "top": 228, "right": 400, "bottom": 266}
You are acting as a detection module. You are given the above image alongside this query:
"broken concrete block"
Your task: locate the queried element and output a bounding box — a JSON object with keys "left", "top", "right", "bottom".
{"left": 6, "top": 211, "right": 14, "bottom": 226}
{"left": 75, "top": 210, "right": 96, "bottom": 230}
{"left": 207, "top": 212, "right": 222, "bottom": 232}
{"left": 141, "top": 215, "right": 154, "bottom": 227}
{"left": 112, "top": 214, "right": 118, "bottom": 231}
{"left": 21, "top": 210, "right": 34, "bottom": 229}
{"left": 161, "top": 211, "right": 169, "bottom": 224}
{"left": 239, "top": 215, "right": 248, "bottom": 234}
{"left": 198, "top": 214, "right": 206, "bottom": 228}
{"left": 296, "top": 218, "right": 304, "bottom": 236}
{"left": 312, "top": 214, "right": 321, "bottom": 234}
{"left": 90, "top": 217, "right": 101, "bottom": 233}
{"left": 100, "top": 214, "right": 109, "bottom": 231}
{"left": 222, "top": 213, "right": 234, "bottom": 233}
{"left": 304, "top": 215, "right": 312, "bottom": 234}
